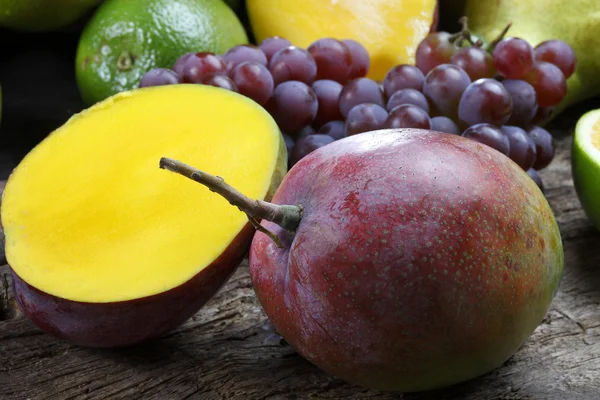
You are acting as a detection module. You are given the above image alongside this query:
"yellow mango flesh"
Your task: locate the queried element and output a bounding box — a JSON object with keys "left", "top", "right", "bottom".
{"left": 2, "top": 84, "right": 282, "bottom": 303}
{"left": 247, "top": 0, "right": 437, "bottom": 80}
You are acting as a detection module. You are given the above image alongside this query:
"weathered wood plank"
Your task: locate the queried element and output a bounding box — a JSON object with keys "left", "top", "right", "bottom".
{"left": 1, "top": 132, "right": 600, "bottom": 400}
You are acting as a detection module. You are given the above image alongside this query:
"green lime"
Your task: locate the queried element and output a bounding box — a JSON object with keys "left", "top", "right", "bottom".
{"left": 573, "top": 109, "right": 600, "bottom": 230}
{"left": 0, "top": 0, "right": 102, "bottom": 31}
{"left": 75, "top": 0, "right": 248, "bottom": 105}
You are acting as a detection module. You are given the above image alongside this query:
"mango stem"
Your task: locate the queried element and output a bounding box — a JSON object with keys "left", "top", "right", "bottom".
{"left": 159, "top": 157, "right": 303, "bottom": 247}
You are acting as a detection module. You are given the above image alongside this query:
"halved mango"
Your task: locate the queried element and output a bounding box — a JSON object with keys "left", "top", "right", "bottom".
{"left": 2, "top": 84, "right": 285, "bottom": 347}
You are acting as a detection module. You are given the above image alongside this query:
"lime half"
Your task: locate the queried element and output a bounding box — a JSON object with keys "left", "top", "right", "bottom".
{"left": 573, "top": 109, "right": 600, "bottom": 230}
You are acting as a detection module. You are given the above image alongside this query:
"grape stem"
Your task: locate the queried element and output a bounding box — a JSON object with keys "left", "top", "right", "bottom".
{"left": 450, "top": 16, "right": 483, "bottom": 48}
{"left": 159, "top": 157, "right": 303, "bottom": 248}
{"left": 487, "top": 22, "right": 513, "bottom": 51}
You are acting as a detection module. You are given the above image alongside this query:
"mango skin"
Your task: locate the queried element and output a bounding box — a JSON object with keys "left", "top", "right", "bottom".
{"left": 249, "top": 129, "right": 564, "bottom": 392}
{"left": 12, "top": 223, "right": 253, "bottom": 348}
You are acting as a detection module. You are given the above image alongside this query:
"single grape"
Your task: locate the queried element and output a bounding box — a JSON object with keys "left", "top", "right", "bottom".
{"left": 269, "top": 46, "right": 317, "bottom": 85}
{"left": 318, "top": 120, "right": 346, "bottom": 140}
{"left": 431, "top": 116, "right": 460, "bottom": 135}
{"left": 524, "top": 62, "right": 567, "bottom": 107}
{"left": 531, "top": 106, "right": 554, "bottom": 125}
{"left": 527, "top": 168, "right": 544, "bottom": 191}
{"left": 290, "top": 134, "right": 335, "bottom": 167}
{"left": 501, "top": 79, "right": 538, "bottom": 127}
{"left": 173, "top": 52, "right": 194, "bottom": 76}
{"left": 386, "top": 89, "right": 430, "bottom": 113}
{"left": 266, "top": 81, "right": 318, "bottom": 134}
{"left": 501, "top": 126, "right": 537, "bottom": 170}
{"left": 345, "top": 103, "right": 388, "bottom": 136}
{"left": 343, "top": 39, "right": 370, "bottom": 79}
{"left": 527, "top": 125, "right": 555, "bottom": 169}
{"left": 386, "top": 104, "right": 431, "bottom": 130}
{"left": 182, "top": 52, "right": 227, "bottom": 83}
{"left": 383, "top": 65, "right": 425, "bottom": 98}
{"left": 450, "top": 46, "right": 495, "bottom": 81}
{"left": 423, "top": 64, "right": 471, "bottom": 120}
{"left": 415, "top": 32, "right": 457, "bottom": 75}
{"left": 202, "top": 74, "right": 238, "bottom": 92}
{"left": 222, "top": 45, "right": 268, "bottom": 70}
{"left": 534, "top": 40, "right": 576, "bottom": 78}
{"left": 230, "top": 61, "right": 274, "bottom": 106}
{"left": 139, "top": 68, "right": 181, "bottom": 88}
{"left": 282, "top": 133, "right": 295, "bottom": 154}
{"left": 312, "top": 79, "right": 344, "bottom": 128}
{"left": 492, "top": 37, "right": 535, "bottom": 79}
{"left": 308, "top": 38, "right": 352, "bottom": 83}
{"left": 338, "top": 78, "right": 386, "bottom": 118}
{"left": 259, "top": 37, "right": 292, "bottom": 61}
{"left": 462, "top": 123, "right": 510, "bottom": 155}
{"left": 458, "top": 78, "right": 513, "bottom": 127}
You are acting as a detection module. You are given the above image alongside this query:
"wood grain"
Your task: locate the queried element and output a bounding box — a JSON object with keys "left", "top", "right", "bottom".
{"left": 1, "top": 127, "right": 600, "bottom": 400}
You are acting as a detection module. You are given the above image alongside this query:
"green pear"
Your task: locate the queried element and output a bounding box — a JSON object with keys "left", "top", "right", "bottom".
{"left": 465, "top": 0, "right": 600, "bottom": 116}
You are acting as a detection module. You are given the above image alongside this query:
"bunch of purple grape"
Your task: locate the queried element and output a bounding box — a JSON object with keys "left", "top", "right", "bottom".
{"left": 139, "top": 21, "right": 576, "bottom": 192}
{"left": 404, "top": 20, "right": 576, "bottom": 190}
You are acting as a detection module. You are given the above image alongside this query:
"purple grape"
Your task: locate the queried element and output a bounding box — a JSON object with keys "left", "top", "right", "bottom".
{"left": 386, "top": 88, "right": 430, "bottom": 113}
{"left": 527, "top": 168, "right": 544, "bottom": 191}
{"left": 383, "top": 65, "right": 425, "bottom": 98}
{"left": 493, "top": 37, "right": 535, "bottom": 79}
{"left": 534, "top": 39, "right": 577, "bottom": 78}
{"left": 222, "top": 45, "right": 268, "bottom": 70}
{"left": 458, "top": 78, "right": 513, "bottom": 127}
{"left": 230, "top": 61, "right": 274, "bottom": 106}
{"left": 527, "top": 125, "right": 555, "bottom": 170}
{"left": 312, "top": 79, "right": 343, "bottom": 128}
{"left": 260, "top": 37, "right": 293, "bottom": 62}
{"left": 318, "top": 120, "right": 346, "bottom": 140}
{"left": 338, "top": 78, "right": 385, "bottom": 118}
{"left": 266, "top": 81, "right": 318, "bottom": 134}
{"left": 182, "top": 52, "right": 227, "bottom": 83}
{"left": 502, "top": 80, "right": 538, "bottom": 127}
{"left": 290, "top": 134, "right": 334, "bottom": 167}
{"left": 501, "top": 126, "right": 537, "bottom": 170}
{"left": 386, "top": 104, "right": 431, "bottom": 130}
{"left": 531, "top": 106, "right": 554, "bottom": 125}
{"left": 423, "top": 64, "right": 471, "bottom": 120}
{"left": 415, "top": 32, "right": 457, "bottom": 75}
{"left": 524, "top": 61, "right": 567, "bottom": 107}
{"left": 343, "top": 39, "right": 370, "bottom": 79}
{"left": 431, "top": 116, "right": 460, "bottom": 135}
{"left": 450, "top": 46, "right": 495, "bottom": 81}
{"left": 173, "top": 52, "right": 194, "bottom": 76}
{"left": 139, "top": 68, "right": 181, "bottom": 88}
{"left": 308, "top": 38, "right": 352, "bottom": 83}
{"left": 202, "top": 74, "right": 238, "bottom": 92}
{"left": 269, "top": 46, "right": 317, "bottom": 85}
{"left": 345, "top": 103, "right": 388, "bottom": 136}
{"left": 462, "top": 123, "right": 510, "bottom": 155}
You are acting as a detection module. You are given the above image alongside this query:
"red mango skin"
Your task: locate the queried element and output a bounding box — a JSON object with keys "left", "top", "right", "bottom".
{"left": 249, "top": 129, "right": 564, "bottom": 392}
{"left": 11, "top": 224, "right": 254, "bottom": 348}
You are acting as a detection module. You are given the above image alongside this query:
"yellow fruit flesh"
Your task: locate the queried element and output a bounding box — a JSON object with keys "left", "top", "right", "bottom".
{"left": 593, "top": 120, "right": 600, "bottom": 151}
{"left": 247, "top": 0, "right": 436, "bottom": 80}
{"left": 2, "top": 84, "right": 281, "bottom": 303}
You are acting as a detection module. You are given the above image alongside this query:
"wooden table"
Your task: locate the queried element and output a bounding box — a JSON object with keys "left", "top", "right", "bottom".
{"left": 1, "top": 27, "right": 600, "bottom": 400}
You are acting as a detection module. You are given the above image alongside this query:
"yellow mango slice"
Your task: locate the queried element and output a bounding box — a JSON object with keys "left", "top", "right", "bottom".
{"left": 2, "top": 84, "right": 285, "bottom": 303}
